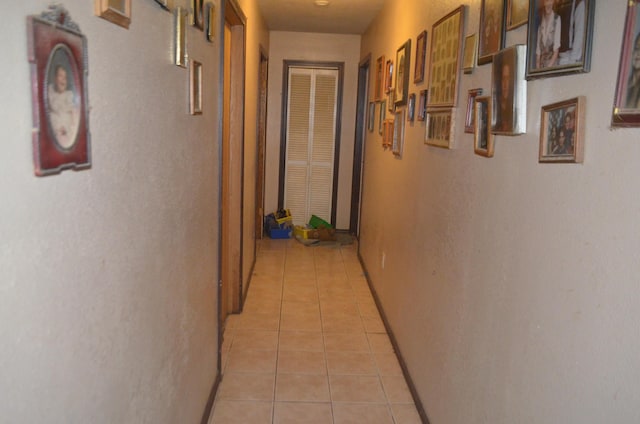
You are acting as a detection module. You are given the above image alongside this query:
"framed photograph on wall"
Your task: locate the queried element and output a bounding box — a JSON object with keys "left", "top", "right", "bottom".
{"left": 383, "top": 118, "right": 394, "bottom": 149}
{"left": 393, "top": 109, "right": 406, "bottom": 157}
{"left": 427, "top": 6, "right": 466, "bottom": 108}
{"left": 94, "top": 0, "right": 131, "bottom": 28}
{"left": 191, "top": 0, "right": 204, "bottom": 30}
{"left": 507, "top": 0, "right": 528, "bottom": 30}
{"left": 465, "top": 88, "right": 483, "bottom": 133}
{"left": 540, "top": 96, "right": 585, "bottom": 163}
{"left": 27, "top": 5, "right": 91, "bottom": 176}
{"left": 379, "top": 100, "right": 386, "bottom": 134}
{"left": 174, "top": 7, "right": 187, "bottom": 67}
{"left": 463, "top": 33, "right": 478, "bottom": 74}
{"left": 385, "top": 59, "right": 394, "bottom": 94}
{"left": 407, "top": 93, "right": 416, "bottom": 122}
{"left": 205, "top": 2, "right": 215, "bottom": 42}
{"left": 417, "top": 89, "right": 428, "bottom": 121}
{"left": 189, "top": 59, "right": 203, "bottom": 115}
{"left": 526, "top": 0, "right": 594, "bottom": 79}
{"left": 425, "top": 108, "right": 456, "bottom": 149}
{"left": 492, "top": 44, "right": 527, "bottom": 135}
{"left": 474, "top": 96, "right": 495, "bottom": 157}
{"left": 414, "top": 30, "right": 427, "bottom": 83}
{"left": 368, "top": 102, "right": 376, "bottom": 132}
{"left": 375, "top": 55, "right": 385, "bottom": 101}
{"left": 394, "top": 39, "right": 411, "bottom": 106}
{"left": 612, "top": 0, "right": 640, "bottom": 126}
{"left": 478, "top": 0, "right": 505, "bottom": 65}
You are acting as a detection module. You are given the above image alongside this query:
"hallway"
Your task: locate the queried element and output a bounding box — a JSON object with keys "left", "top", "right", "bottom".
{"left": 209, "top": 238, "right": 422, "bottom": 423}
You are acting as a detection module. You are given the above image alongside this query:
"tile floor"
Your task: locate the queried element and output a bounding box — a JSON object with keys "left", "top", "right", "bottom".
{"left": 209, "top": 237, "right": 422, "bottom": 424}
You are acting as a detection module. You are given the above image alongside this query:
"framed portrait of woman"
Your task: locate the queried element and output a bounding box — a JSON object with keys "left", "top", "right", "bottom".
{"left": 526, "top": 0, "right": 595, "bottom": 79}
{"left": 612, "top": 0, "right": 640, "bottom": 126}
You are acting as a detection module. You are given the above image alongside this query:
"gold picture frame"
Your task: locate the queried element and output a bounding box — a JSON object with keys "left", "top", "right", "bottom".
{"left": 474, "top": 96, "right": 494, "bottom": 157}
{"left": 206, "top": 2, "right": 215, "bottom": 42}
{"left": 190, "top": 59, "right": 203, "bottom": 115}
{"left": 174, "top": 7, "right": 187, "bottom": 68}
{"left": 94, "top": 0, "right": 131, "bottom": 29}
{"left": 540, "top": 96, "right": 585, "bottom": 163}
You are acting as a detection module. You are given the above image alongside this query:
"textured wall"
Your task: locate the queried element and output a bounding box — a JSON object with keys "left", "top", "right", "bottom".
{"left": 264, "top": 31, "right": 361, "bottom": 230}
{"left": 0, "top": 1, "right": 220, "bottom": 422}
{"left": 360, "top": 0, "right": 640, "bottom": 422}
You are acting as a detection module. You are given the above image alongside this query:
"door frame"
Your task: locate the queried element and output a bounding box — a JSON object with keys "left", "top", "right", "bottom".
{"left": 277, "top": 60, "right": 344, "bottom": 227}
{"left": 254, "top": 46, "right": 268, "bottom": 240}
{"left": 349, "top": 54, "right": 371, "bottom": 236}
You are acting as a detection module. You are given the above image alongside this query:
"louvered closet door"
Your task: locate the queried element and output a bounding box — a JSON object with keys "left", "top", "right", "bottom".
{"left": 284, "top": 67, "right": 338, "bottom": 226}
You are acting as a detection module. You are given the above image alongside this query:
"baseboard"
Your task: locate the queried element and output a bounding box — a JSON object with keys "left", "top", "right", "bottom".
{"left": 200, "top": 371, "right": 222, "bottom": 424}
{"left": 358, "top": 252, "right": 431, "bottom": 424}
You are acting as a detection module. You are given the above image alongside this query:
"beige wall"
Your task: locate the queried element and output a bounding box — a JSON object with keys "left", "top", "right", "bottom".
{"left": 264, "top": 31, "right": 361, "bottom": 230}
{"left": 0, "top": 1, "right": 221, "bottom": 421}
{"left": 361, "top": 0, "right": 640, "bottom": 422}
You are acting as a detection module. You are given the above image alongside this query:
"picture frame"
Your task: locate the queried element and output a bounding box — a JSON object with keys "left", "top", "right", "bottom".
{"left": 463, "top": 33, "right": 478, "bottom": 74}
{"left": 27, "top": 5, "right": 91, "bottom": 176}
{"left": 394, "top": 39, "right": 411, "bottom": 106}
{"left": 474, "top": 96, "right": 495, "bottom": 157}
{"left": 375, "top": 55, "right": 385, "bottom": 101}
{"left": 491, "top": 44, "right": 527, "bottom": 135}
{"left": 407, "top": 93, "right": 416, "bottom": 122}
{"left": 478, "top": 0, "right": 505, "bottom": 65}
{"left": 153, "top": 0, "right": 173, "bottom": 11}
{"left": 526, "top": 0, "right": 594, "bottom": 79}
{"left": 507, "top": 0, "right": 528, "bottom": 30}
{"left": 417, "top": 89, "right": 428, "bottom": 121}
{"left": 94, "top": 0, "right": 131, "bottom": 29}
{"left": 414, "top": 31, "right": 427, "bottom": 83}
{"left": 383, "top": 118, "right": 394, "bottom": 149}
{"left": 378, "top": 100, "right": 386, "bottom": 134}
{"left": 427, "top": 6, "right": 466, "bottom": 108}
{"left": 385, "top": 59, "right": 394, "bottom": 94}
{"left": 425, "top": 108, "right": 455, "bottom": 149}
{"left": 392, "top": 109, "right": 406, "bottom": 157}
{"left": 465, "top": 88, "right": 483, "bottom": 133}
{"left": 368, "top": 101, "right": 376, "bottom": 132}
{"left": 174, "top": 7, "right": 187, "bottom": 68}
{"left": 205, "top": 2, "right": 215, "bottom": 42}
{"left": 612, "top": 0, "right": 640, "bottom": 126}
{"left": 191, "top": 0, "right": 204, "bottom": 30}
{"left": 540, "top": 96, "right": 585, "bottom": 163}
{"left": 189, "top": 59, "right": 203, "bottom": 115}
{"left": 388, "top": 90, "right": 395, "bottom": 112}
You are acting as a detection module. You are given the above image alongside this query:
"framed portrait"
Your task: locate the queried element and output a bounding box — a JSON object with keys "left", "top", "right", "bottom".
{"left": 94, "top": 0, "right": 131, "bottom": 29}
{"left": 425, "top": 108, "right": 456, "bottom": 149}
{"left": 393, "top": 109, "right": 406, "bottom": 157}
{"left": 205, "top": 2, "right": 215, "bottom": 42}
{"left": 540, "top": 96, "right": 585, "bottom": 163}
{"left": 189, "top": 59, "right": 203, "bottom": 115}
{"left": 414, "top": 31, "right": 428, "bottom": 83}
{"left": 427, "top": 6, "right": 466, "bottom": 108}
{"left": 417, "top": 90, "right": 428, "bottom": 121}
{"left": 379, "top": 100, "right": 386, "bottom": 134}
{"left": 478, "top": 0, "right": 505, "bottom": 65}
{"left": 153, "top": 0, "right": 173, "bottom": 11}
{"left": 27, "top": 5, "right": 91, "bottom": 176}
{"left": 385, "top": 59, "right": 394, "bottom": 94}
{"left": 174, "top": 7, "right": 187, "bottom": 67}
{"left": 474, "top": 96, "right": 495, "bottom": 157}
{"left": 368, "top": 102, "right": 376, "bottom": 132}
{"left": 191, "top": 0, "right": 204, "bottom": 30}
{"left": 383, "top": 119, "right": 394, "bottom": 149}
{"left": 375, "top": 55, "right": 385, "bottom": 101}
{"left": 507, "top": 0, "right": 529, "bottom": 30}
{"left": 491, "top": 44, "right": 527, "bottom": 135}
{"left": 394, "top": 39, "right": 411, "bottom": 106}
{"left": 407, "top": 93, "right": 416, "bottom": 122}
{"left": 526, "top": 0, "right": 594, "bottom": 79}
{"left": 463, "top": 33, "right": 478, "bottom": 74}
{"left": 388, "top": 90, "right": 395, "bottom": 112}
{"left": 465, "top": 88, "right": 483, "bottom": 133}
{"left": 612, "top": 0, "right": 640, "bottom": 126}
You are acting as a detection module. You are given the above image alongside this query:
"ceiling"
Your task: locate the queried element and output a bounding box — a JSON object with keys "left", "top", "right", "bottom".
{"left": 255, "top": 0, "right": 385, "bottom": 35}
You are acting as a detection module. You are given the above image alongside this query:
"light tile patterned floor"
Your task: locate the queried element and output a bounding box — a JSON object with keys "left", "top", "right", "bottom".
{"left": 210, "top": 238, "right": 422, "bottom": 424}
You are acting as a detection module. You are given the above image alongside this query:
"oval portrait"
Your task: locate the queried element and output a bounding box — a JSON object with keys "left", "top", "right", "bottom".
{"left": 45, "top": 44, "right": 81, "bottom": 150}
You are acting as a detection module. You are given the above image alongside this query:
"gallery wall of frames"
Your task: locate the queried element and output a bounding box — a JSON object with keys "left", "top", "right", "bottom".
{"left": 368, "top": 0, "right": 639, "bottom": 164}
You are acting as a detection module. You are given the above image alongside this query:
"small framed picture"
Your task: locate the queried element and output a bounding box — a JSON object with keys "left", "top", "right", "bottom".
{"left": 94, "top": 0, "right": 131, "bottom": 29}
{"left": 205, "top": 2, "right": 215, "bottom": 42}
{"left": 478, "top": 0, "right": 505, "bottom": 65}
{"left": 474, "top": 96, "right": 495, "bottom": 157}
{"left": 414, "top": 30, "right": 427, "bottom": 83}
{"left": 378, "top": 100, "right": 386, "bottom": 134}
{"left": 383, "top": 118, "right": 394, "bottom": 149}
{"left": 526, "top": 0, "right": 594, "bottom": 79}
{"left": 463, "top": 33, "right": 478, "bottom": 74}
{"left": 612, "top": 0, "right": 640, "bottom": 126}
{"left": 174, "top": 7, "right": 187, "bottom": 67}
{"left": 425, "top": 108, "right": 455, "bottom": 149}
{"left": 506, "top": 0, "right": 528, "bottom": 30}
{"left": 27, "top": 5, "right": 91, "bottom": 176}
{"left": 368, "top": 102, "right": 376, "bottom": 132}
{"left": 491, "top": 44, "right": 526, "bottom": 135}
{"left": 189, "top": 59, "right": 203, "bottom": 115}
{"left": 394, "top": 39, "right": 411, "bottom": 106}
{"left": 539, "top": 96, "right": 585, "bottom": 163}
{"left": 417, "top": 89, "right": 428, "bottom": 121}
{"left": 407, "top": 93, "right": 416, "bottom": 122}
{"left": 375, "top": 55, "right": 385, "bottom": 101}
{"left": 385, "top": 59, "right": 394, "bottom": 94}
{"left": 465, "top": 88, "right": 483, "bottom": 133}
{"left": 393, "top": 109, "right": 406, "bottom": 157}
{"left": 191, "top": 0, "right": 204, "bottom": 30}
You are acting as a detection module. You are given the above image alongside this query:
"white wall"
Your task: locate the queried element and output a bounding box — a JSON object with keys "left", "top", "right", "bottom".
{"left": 264, "top": 31, "right": 361, "bottom": 230}
{"left": 360, "top": 0, "right": 640, "bottom": 423}
{"left": 0, "top": 1, "right": 221, "bottom": 422}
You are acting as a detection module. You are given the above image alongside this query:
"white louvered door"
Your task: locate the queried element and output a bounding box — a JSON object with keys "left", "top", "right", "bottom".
{"left": 285, "top": 67, "right": 338, "bottom": 226}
